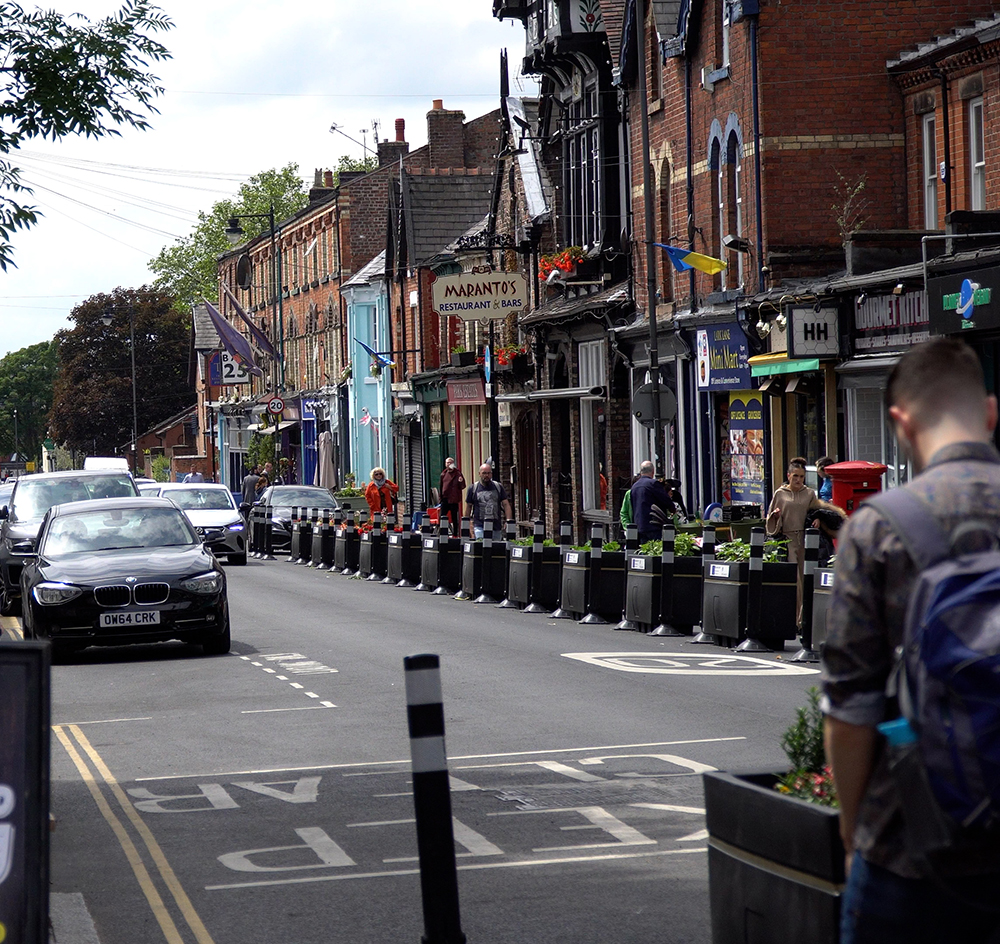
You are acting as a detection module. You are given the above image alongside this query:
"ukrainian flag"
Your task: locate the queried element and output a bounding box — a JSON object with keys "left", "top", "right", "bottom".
{"left": 355, "top": 337, "right": 396, "bottom": 368}
{"left": 654, "top": 243, "right": 727, "bottom": 276}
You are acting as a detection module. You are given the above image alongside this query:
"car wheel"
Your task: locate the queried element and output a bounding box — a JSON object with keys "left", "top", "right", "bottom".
{"left": 228, "top": 552, "right": 247, "bottom": 566}
{"left": 0, "top": 585, "right": 17, "bottom": 616}
{"left": 202, "top": 608, "right": 231, "bottom": 656}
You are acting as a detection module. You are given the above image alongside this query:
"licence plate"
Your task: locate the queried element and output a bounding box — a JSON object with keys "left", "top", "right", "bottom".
{"left": 99, "top": 611, "right": 161, "bottom": 628}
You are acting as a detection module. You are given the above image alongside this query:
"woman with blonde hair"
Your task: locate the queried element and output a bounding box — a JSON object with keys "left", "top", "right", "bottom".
{"left": 365, "top": 466, "right": 398, "bottom": 518}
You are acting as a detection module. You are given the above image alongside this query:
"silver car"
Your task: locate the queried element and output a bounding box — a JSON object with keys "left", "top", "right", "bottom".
{"left": 144, "top": 483, "right": 247, "bottom": 565}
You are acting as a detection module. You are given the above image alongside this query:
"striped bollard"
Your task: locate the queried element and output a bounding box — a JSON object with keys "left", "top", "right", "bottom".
{"left": 615, "top": 523, "right": 641, "bottom": 630}
{"left": 736, "top": 526, "right": 771, "bottom": 652}
{"left": 342, "top": 511, "right": 357, "bottom": 575}
{"left": 473, "top": 517, "right": 498, "bottom": 604}
{"left": 580, "top": 523, "right": 608, "bottom": 624}
{"left": 550, "top": 519, "right": 575, "bottom": 619}
{"left": 248, "top": 504, "right": 260, "bottom": 558}
{"left": 314, "top": 512, "right": 330, "bottom": 569}
{"left": 382, "top": 513, "right": 399, "bottom": 584}
{"left": 287, "top": 507, "right": 301, "bottom": 563}
{"left": 792, "top": 528, "right": 821, "bottom": 663}
{"left": 690, "top": 525, "right": 717, "bottom": 644}
{"left": 651, "top": 523, "right": 683, "bottom": 636}
{"left": 403, "top": 654, "right": 466, "bottom": 944}
{"left": 413, "top": 506, "right": 435, "bottom": 591}
{"left": 261, "top": 500, "right": 276, "bottom": 560}
{"left": 523, "top": 519, "right": 550, "bottom": 614}
{"left": 396, "top": 512, "right": 419, "bottom": 588}
{"left": 460, "top": 515, "right": 471, "bottom": 540}
{"left": 496, "top": 519, "right": 520, "bottom": 608}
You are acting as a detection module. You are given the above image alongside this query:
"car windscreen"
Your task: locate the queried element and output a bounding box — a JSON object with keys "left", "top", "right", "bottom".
{"left": 166, "top": 488, "right": 237, "bottom": 511}
{"left": 268, "top": 489, "right": 337, "bottom": 509}
{"left": 12, "top": 475, "right": 137, "bottom": 521}
{"left": 41, "top": 506, "right": 198, "bottom": 557}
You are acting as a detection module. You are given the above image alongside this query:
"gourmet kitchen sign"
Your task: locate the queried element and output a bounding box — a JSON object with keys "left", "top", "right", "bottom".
{"left": 430, "top": 271, "right": 529, "bottom": 322}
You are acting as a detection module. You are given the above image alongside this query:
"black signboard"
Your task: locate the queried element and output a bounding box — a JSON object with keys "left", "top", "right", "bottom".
{"left": 927, "top": 266, "right": 1000, "bottom": 335}
{"left": 0, "top": 643, "right": 49, "bottom": 944}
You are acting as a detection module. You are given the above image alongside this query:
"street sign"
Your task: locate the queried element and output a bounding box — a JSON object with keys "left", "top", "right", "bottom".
{"left": 631, "top": 384, "right": 677, "bottom": 428}
{"left": 210, "top": 351, "right": 251, "bottom": 386}
{"left": 267, "top": 396, "right": 285, "bottom": 415}
{"left": 484, "top": 345, "right": 492, "bottom": 384}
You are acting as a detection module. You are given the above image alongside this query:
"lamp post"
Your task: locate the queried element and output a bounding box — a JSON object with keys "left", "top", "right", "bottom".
{"left": 12, "top": 407, "right": 17, "bottom": 459}
{"left": 224, "top": 205, "right": 283, "bottom": 390}
{"left": 102, "top": 304, "right": 138, "bottom": 475}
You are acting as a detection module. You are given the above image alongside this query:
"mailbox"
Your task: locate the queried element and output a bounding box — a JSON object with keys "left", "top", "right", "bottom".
{"left": 824, "top": 461, "right": 887, "bottom": 515}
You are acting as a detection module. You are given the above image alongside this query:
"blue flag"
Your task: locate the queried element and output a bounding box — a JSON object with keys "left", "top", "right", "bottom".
{"left": 203, "top": 300, "right": 262, "bottom": 377}
{"left": 355, "top": 337, "right": 395, "bottom": 368}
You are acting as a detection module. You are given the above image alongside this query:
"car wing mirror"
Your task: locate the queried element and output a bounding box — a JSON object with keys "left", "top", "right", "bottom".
{"left": 0, "top": 506, "right": 7, "bottom": 520}
{"left": 11, "top": 541, "right": 35, "bottom": 556}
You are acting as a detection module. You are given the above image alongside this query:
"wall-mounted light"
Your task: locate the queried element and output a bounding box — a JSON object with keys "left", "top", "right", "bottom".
{"left": 892, "top": 281, "right": 905, "bottom": 296}
{"left": 775, "top": 313, "right": 787, "bottom": 330}
{"left": 722, "top": 234, "right": 751, "bottom": 253}
{"left": 756, "top": 318, "right": 771, "bottom": 337}
{"left": 856, "top": 292, "right": 868, "bottom": 308}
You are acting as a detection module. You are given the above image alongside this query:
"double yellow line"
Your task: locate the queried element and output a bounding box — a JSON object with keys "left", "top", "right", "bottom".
{"left": 53, "top": 724, "right": 215, "bottom": 944}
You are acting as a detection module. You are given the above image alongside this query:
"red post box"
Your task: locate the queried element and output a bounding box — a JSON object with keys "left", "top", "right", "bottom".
{"left": 824, "top": 461, "right": 888, "bottom": 515}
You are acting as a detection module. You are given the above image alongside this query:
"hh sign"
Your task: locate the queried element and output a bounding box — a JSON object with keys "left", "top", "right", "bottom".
{"left": 430, "top": 272, "right": 529, "bottom": 322}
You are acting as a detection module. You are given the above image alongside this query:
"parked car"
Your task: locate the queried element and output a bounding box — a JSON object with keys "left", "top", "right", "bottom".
{"left": 19, "top": 497, "right": 230, "bottom": 658}
{"left": 0, "top": 469, "right": 138, "bottom": 615}
{"left": 249, "top": 485, "right": 339, "bottom": 551}
{"left": 143, "top": 483, "right": 246, "bottom": 565}
{"left": 0, "top": 481, "right": 13, "bottom": 512}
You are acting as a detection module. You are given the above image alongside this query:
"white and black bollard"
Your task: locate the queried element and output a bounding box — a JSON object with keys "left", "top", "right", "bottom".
{"left": 496, "top": 519, "right": 520, "bottom": 608}
{"left": 736, "top": 526, "right": 771, "bottom": 652}
{"left": 550, "top": 520, "right": 575, "bottom": 619}
{"left": 579, "top": 523, "right": 608, "bottom": 624}
{"left": 524, "top": 519, "right": 551, "bottom": 614}
{"left": 690, "top": 524, "right": 717, "bottom": 644}
{"left": 287, "top": 507, "right": 301, "bottom": 563}
{"left": 615, "top": 523, "right": 641, "bottom": 631}
{"left": 473, "top": 517, "right": 498, "bottom": 604}
{"left": 792, "top": 528, "right": 821, "bottom": 663}
{"left": 651, "top": 523, "right": 683, "bottom": 636}
{"left": 403, "top": 654, "right": 467, "bottom": 944}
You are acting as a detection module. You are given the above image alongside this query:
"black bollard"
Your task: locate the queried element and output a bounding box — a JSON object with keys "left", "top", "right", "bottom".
{"left": 395, "top": 511, "right": 418, "bottom": 588}
{"left": 615, "top": 523, "right": 641, "bottom": 630}
{"left": 579, "top": 523, "right": 609, "bottom": 624}
{"left": 248, "top": 504, "right": 260, "bottom": 558}
{"left": 413, "top": 507, "right": 435, "bottom": 591}
{"left": 261, "top": 499, "right": 276, "bottom": 561}
{"left": 472, "top": 517, "right": 498, "bottom": 604}
{"left": 550, "top": 520, "right": 575, "bottom": 619}
{"left": 791, "top": 528, "right": 821, "bottom": 663}
{"left": 460, "top": 515, "right": 471, "bottom": 541}
{"left": 314, "top": 512, "right": 330, "bottom": 569}
{"left": 403, "top": 654, "right": 467, "bottom": 944}
{"left": 736, "top": 526, "right": 771, "bottom": 652}
{"left": 287, "top": 507, "right": 301, "bottom": 563}
{"left": 296, "top": 508, "right": 316, "bottom": 564}
{"left": 496, "top": 519, "right": 520, "bottom": 608}
{"left": 523, "top": 519, "right": 550, "bottom": 614}
{"left": 651, "top": 523, "right": 684, "bottom": 636}
{"left": 691, "top": 524, "right": 717, "bottom": 644}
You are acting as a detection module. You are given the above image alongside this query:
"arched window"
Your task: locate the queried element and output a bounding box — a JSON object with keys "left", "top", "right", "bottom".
{"left": 726, "top": 131, "right": 743, "bottom": 289}
{"left": 709, "top": 137, "right": 723, "bottom": 290}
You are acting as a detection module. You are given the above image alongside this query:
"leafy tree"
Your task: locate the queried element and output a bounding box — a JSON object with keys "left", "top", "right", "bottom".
{"left": 49, "top": 286, "right": 192, "bottom": 455}
{"left": 149, "top": 164, "right": 308, "bottom": 311}
{"left": 0, "top": 339, "right": 57, "bottom": 462}
{"left": 0, "top": 1, "right": 172, "bottom": 269}
{"left": 246, "top": 431, "right": 274, "bottom": 472}
{"left": 333, "top": 153, "right": 377, "bottom": 184}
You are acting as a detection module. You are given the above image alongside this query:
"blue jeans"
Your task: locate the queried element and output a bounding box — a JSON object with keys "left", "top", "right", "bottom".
{"left": 841, "top": 852, "right": 1000, "bottom": 944}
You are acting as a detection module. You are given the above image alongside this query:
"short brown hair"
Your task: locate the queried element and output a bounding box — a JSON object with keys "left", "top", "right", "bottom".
{"left": 886, "top": 338, "right": 986, "bottom": 423}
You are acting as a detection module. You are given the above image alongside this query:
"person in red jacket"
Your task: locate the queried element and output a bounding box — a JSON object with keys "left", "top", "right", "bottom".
{"left": 438, "top": 457, "right": 466, "bottom": 533}
{"left": 365, "top": 467, "right": 398, "bottom": 519}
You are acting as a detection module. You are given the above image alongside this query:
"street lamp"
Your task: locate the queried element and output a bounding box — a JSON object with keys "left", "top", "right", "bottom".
{"left": 12, "top": 407, "right": 16, "bottom": 459}
{"left": 224, "top": 204, "right": 284, "bottom": 390}
{"left": 102, "top": 304, "right": 138, "bottom": 474}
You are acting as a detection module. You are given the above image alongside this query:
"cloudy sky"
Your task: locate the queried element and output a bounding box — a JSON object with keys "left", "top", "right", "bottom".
{"left": 0, "top": 1, "right": 535, "bottom": 358}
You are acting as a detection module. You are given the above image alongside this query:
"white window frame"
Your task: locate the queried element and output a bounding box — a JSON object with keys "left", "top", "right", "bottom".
{"left": 922, "top": 113, "right": 938, "bottom": 228}
{"left": 721, "top": 0, "right": 731, "bottom": 68}
{"left": 579, "top": 340, "right": 607, "bottom": 512}
{"left": 970, "top": 97, "right": 986, "bottom": 211}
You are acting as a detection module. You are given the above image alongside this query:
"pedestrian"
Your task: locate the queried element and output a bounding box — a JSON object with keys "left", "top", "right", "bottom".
{"left": 664, "top": 478, "right": 688, "bottom": 520}
{"left": 465, "top": 463, "right": 512, "bottom": 539}
{"left": 816, "top": 456, "right": 835, "bottom": 501}
{"left": 619, "top": 473, "right": 639, "bottom": 536}
{"left": 365, "top": 466, "right": 398, "bottom": 519}
{"left": 629, "top": 461, "right": 674, "bottom": 542}
{"left": 822, "top": 338, "right": 1000, "bottom": 944}
{"left": 438, "top": 457, "right": 466, "bottom": 534}
{"left": 182, "top": 469, "right": 204, "bottom": 483}
{"left": 241, "top": 466, "right": 260, "bottom": 507}
{"left": 765, "top": 457, "right": 820, "bottom": 564}
{"left": 263, "top": 460, "right": 284, "bottom": 486}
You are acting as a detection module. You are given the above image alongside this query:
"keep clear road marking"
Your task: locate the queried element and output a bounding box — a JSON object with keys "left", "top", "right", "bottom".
{"left": 562, "top": 652, "right": 821, "bottom": 676}
{"left": 0, "top": 614, "right": 23, "bottom": 641}
{"left": 240, "top": 653, "right": 338, "bottom": 710}
{"left": 53, "top": 724, "right": 214, "bottom": 944}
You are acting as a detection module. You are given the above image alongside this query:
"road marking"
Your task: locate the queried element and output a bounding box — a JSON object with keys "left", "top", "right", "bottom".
{"left": 0, "top": 615, "right": 23, "bottom": 641}
{"left": 240, "top": 705, "right": 337, "bottom": 714}
{"left": 134, "top": 738, "right": 746, "bottom": 782}
{"left": 54, "top": 717, "right": 153, "bottom": 726}
{"left": 204, "top": 847, "right": 706, "bottom": 891}
{"left": 630, "top": 803, "right": 706, "bottom": 815}
{"left": 54, "top": 724, "right": 216, "bottom": 944}
{"left": 562, "top": 652, "right": 821, "bottom": 676}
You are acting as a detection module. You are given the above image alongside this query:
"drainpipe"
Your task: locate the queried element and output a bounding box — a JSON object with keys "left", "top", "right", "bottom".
{"left": 685, "top": 53, "right": 696, "bottom": 309}
{"left": 749, "top": 14, "right": 765, "bottom": 290}
{"left": 935, "top": 69, "right": 952, "bottom": 216}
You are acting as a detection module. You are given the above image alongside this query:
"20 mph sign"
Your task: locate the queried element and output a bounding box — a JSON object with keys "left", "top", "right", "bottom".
{"left": 267, "top": 396, "right": 284, "bottom": 414}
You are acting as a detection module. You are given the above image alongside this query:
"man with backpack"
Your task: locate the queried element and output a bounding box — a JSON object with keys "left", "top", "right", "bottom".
{"left": 822, "top": 338, "right": 1000, "bottom": 943}
{"left": 465, "top": 463, "right": 512, "bottom": 538}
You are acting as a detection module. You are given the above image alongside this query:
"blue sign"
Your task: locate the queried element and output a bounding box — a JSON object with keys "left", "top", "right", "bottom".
{"left": 483, "top": 345, "right": 492, "bottom": 384}
{"left": 696, "top": 322, "right": 751, "bottom": 390}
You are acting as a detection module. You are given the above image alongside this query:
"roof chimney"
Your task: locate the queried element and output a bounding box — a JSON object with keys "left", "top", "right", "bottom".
{"left": 378, "top": 118, "right": 410, "bottom": 167}
{"left": 432, "top": 99, "right": 444, "bottom": 110}
{"left": 395, "top": 118, "right": 405, "bottom": 141}
{"left": 426, "top": 100, "right": 465, "bottom": 170}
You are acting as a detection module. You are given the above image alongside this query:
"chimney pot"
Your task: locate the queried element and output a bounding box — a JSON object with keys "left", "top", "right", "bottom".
{"left": 395, "top": 118, "right": 405, "bottom": 141}
{"left": 323, "top": 169, "right": 334, "bottom": 187}
{"left": 433, "top": 99, "right": 443, "bottom": 110}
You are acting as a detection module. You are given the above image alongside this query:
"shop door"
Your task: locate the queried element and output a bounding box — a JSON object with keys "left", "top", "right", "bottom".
{"left": 515, "top": 410, "right": 540, "bottom": 522}
{"left": 407, "top": 423, "right": 424, "bottom": 510}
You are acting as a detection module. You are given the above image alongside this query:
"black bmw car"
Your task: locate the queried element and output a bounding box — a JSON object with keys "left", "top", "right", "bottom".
{"left": 19, "top": 497, "right": 230, "bottom": 659}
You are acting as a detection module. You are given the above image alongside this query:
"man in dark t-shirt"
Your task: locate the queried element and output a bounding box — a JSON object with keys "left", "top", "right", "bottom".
{"left": 464, "top": 463, "right": 512, "bottom": 538}
{"left": 629, "top": 461, "right": 674, "bottom": 541}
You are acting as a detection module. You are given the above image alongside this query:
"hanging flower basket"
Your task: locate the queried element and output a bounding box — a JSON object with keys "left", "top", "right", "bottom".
{"left": 538, "top": 246, "right": 585, "bottom": 281}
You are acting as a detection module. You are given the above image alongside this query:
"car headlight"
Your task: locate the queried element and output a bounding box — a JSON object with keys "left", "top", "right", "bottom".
{"left": 33, "top": 582, "right": 83, "bottom": 605}
{"left": 226, "top": 522, "right": 244, "bottom": 532}
{"left": 180, "top": 572, "right": 224, "bottom": 594}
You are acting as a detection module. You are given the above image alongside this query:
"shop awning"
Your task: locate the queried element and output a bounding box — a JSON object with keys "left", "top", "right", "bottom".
{"left": 495, "top": 385, "right": 605, "bottom": 403}
{"left": 749, "top": 353, "right": 820, "bottom": 377}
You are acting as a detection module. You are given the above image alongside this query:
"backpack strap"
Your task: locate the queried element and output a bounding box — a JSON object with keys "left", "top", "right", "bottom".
{"left": 865, "top": 488, "right": 951, "bottom": 571}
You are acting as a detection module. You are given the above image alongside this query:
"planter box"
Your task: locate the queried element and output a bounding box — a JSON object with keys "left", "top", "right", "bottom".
{"left": 590, "top": 550, "right": 626, "bottom": 621}
{"left": 335, "top": 529, "right": 360, "bottom": 574}
{"left": 460, "top": 541, "right": 507, "bottom": 599}
{"left": 704, "top": 769, "right": 844, "bottom": 944}
{"left": 662, "top": 554, "right": 703, "bottom": 631}
{"left": 358, "top": 531, "right": 388, "bottom": 578}
{"left": 625, "top": 554, "right": 660, "bottom": 627}
{"left": 701, "top": 560, "right": 797, "bottom": 647}
{"left": 387, "top": 531, "right": 421, "bottom": 585}
{"left": 811, "top": 568, "right": 835, "bottom": 649}
{"left": 450, "top": 351, "right": 476, "bottom": 367}
{"left": 418, "top": 535, "right": 462, "bottom": 592}
{"left": 558, "top": 549, "right": 590, "bottom": 617}
{"left": 506, "top": 544, "right": 561, "bottom": 610}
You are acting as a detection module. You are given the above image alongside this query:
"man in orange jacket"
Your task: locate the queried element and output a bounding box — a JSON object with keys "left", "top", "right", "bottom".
{"left": 365, "top": 466, "right": 398, "bottom": 519}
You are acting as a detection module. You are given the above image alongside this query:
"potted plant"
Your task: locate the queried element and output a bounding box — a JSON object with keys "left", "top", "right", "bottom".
{"left": 386, "top": 525, "right": 421, "bottom": 587}
{"left": 624, "top": 538, "right": 663, "bottom": 630}
{"left": 458, "top": 534, "right": 507, "bottom": 602}
{"left": 703, "top": 688, "right": 843, "bottom": 943}
{"left": 450, "top": 344, "right": 476, "bottom": 367}
{"left": 335, "top": 473, "right": 365, "bottom": 513}
{"left": 538, "top": 246, "right": 585, "bottom": 282}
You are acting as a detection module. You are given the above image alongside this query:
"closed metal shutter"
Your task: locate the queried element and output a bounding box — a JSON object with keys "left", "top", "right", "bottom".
{"left": 407, "top": 422, "right": 424, "bottom": 509}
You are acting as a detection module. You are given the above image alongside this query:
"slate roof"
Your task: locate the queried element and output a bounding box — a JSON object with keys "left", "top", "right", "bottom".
{"left": 343, "top": 249, "right": 387, "bottom": 289}
{"left": 191, "top": 302, "right": 221, "bottom": 352}
{"left": 888, "top": 12, "right": 1000, "bottom": 69}
{"left": 401, "top": 170, "right": 497, "bottom": 268}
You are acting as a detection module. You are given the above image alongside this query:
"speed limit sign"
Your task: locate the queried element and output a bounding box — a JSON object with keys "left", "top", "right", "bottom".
{"left": 267, "top": 396, "right": 284, "bottom": 414}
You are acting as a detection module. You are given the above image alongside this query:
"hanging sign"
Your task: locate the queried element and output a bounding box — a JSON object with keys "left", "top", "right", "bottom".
{"left": 696, "top": 323, "right": 751, "bottom": 390}
{"left": 430, "top": 272, "right": 529, "bottom": 322}
{"left": 728, "top": 391, "right": 765, "bottom": 506}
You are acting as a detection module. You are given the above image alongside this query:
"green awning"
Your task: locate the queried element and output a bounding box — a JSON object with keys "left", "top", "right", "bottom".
{"left": 749, "top": 354, "right": 820, "bottom": 377}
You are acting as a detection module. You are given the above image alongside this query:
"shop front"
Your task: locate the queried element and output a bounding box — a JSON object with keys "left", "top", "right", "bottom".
{"left": 447, "top": 377, "right": 490, "bottom": 484}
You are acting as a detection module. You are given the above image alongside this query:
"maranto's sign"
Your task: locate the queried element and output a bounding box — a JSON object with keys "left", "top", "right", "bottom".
{"left": 430, "top": 271, "right": 529, "bottom": 322}
{"left": 928, "top": 267, "right": 1000, "bottom": 335}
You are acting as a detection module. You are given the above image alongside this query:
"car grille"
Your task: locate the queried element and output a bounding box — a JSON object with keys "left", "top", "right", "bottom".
{"left": 95, "top": 585, "right": 130, "bottom": 607}
{"left": 134, "top": 582, "right": 169, "bottom": 605}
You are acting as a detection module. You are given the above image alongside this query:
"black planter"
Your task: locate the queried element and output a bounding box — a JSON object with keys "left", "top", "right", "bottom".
{"left": 387, "top": 531, "right": 421, "bottom": 587}
{"left": 450, "top": 351, "right": 476, "bottom": 367}
{"left": 811, "top": 568, "right": 835, "bottom": 649}
{"left": 625, "top": 553, "right": 660, "bottom": 628}
{"left": 506, "top": 545, "right": 532, "bottom": 607}
{"left": 417, "top": 535, "right": 462, "bottom": 593}
{"left": 460, "top": 540, "right": 507, "bottom": 600}
{"left": 505, "top": 545, "right": 561, "bottom": 609}
{"left": 558, "top": 549, "right": 590, "bottom": 617}
{"left": 663, "top": 554, "right": 703, "bottom": 632}
{"left": 701, "top": 559, "right": 798, "bottom": 647}
{"left": 335, "top": 528, "right": 360, "bottom": 575}
{"left": 589, "top": 550, "right": 626, "bottom": 622}
{"left": 358, "top": 531, "right": 388, "bottom": 579}
{"left": 704, "top": 769, "right": 844, "bottom": 944}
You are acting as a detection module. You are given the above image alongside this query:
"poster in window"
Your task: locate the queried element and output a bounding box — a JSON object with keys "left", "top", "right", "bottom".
{"left": 728, "top": 391, "right": 765, "bottom": 506}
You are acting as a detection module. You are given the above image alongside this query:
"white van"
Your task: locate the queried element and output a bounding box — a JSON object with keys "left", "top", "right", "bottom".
{"left": 83, "top": 457, "right": 131, "bottom": 473}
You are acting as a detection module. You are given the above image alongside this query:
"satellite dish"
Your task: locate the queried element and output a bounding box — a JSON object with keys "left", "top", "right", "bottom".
{"left": 236, "top": 254, "right": 252, "bottom": 290}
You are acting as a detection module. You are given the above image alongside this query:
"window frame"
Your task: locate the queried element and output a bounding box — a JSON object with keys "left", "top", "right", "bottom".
{"left": 578, "top": 339, "right": 607, "bottom": 512}
{"left": 922, "top": 112, "right": 938, "bottom": 228}
{"left": 969, "top": 96, "right": 986, "bottom": 211}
